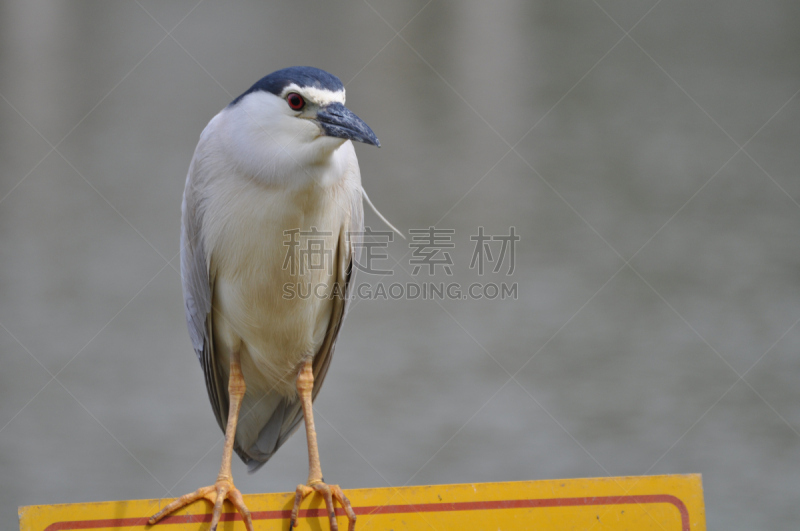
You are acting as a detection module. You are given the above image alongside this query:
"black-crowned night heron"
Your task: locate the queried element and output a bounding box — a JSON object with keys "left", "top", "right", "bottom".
{"left": 149, "top": 66, "right": 386, "bottom": 531}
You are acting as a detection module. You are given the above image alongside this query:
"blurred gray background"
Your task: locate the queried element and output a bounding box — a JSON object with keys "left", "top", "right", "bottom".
{"left": 2, "top": 0, "right": 799, "bottom": 529}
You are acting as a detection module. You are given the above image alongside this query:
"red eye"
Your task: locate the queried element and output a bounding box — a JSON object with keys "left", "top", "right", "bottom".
{"left": 287, "top": 93, "right": 305, "bottom": 111}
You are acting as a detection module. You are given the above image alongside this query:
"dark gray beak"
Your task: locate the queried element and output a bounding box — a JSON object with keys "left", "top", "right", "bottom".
{"left": 317, "top": 102, "right": 380, "bottom": 147}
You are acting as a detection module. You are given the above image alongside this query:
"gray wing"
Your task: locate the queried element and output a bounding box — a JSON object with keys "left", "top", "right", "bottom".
{"left": 181, "top": 156, "right": 227, "bottom": 435}
{"left": 237, "top": 183, "right": 365, "bottom": 473}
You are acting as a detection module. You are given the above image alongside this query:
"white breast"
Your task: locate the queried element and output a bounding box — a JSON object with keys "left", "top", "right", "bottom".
{"left": 200, "top": 142, "right": 360, "bottom": 398}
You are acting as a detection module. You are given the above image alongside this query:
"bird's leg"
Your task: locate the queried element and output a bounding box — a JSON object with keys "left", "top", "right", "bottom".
{"left": 289, "top": 359, "right": 356, "bottom": 531}
{"left": 149, "top": 349, "right": 254, "bottom": 531}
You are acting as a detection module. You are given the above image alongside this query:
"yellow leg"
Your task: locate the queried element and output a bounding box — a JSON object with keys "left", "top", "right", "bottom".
{"left": 149, "top": 350, "right": 254, "bottom": 531}
{"left": 290, "top": 359, "right": 356, "bottom": 531}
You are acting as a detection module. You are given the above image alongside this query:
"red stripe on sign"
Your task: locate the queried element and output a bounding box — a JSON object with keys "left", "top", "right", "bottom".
{"left": 42, "top": 494, "right": 690, "bottom": 531}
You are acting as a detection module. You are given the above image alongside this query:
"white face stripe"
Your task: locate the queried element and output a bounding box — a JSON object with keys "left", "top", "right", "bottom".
{"left": 279, "top": 83, "right": 345, "bottom": 106}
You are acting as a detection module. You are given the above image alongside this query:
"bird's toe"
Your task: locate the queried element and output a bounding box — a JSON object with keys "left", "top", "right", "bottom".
{"left": 148, "top": 479, "right": 253, "bottom": 531}
{"left": 290, "top": 481, "right": 355, "bottom": 531}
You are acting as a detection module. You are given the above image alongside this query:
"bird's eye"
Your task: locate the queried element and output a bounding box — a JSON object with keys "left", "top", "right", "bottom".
{"left": 286, "top": 93, "right": 305, "bottom": 111}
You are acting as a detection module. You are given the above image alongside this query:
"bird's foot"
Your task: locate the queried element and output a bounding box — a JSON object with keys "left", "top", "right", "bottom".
{"left": 290, "top": 480, "right": 356, "bottom": 531}
{"left": 148, "top": 477, "right": 254, "bottom": 531}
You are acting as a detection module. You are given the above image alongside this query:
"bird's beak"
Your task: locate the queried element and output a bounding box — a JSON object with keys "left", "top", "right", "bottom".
{"left": 316, "top": 102, "right": 381, "bottom": 147}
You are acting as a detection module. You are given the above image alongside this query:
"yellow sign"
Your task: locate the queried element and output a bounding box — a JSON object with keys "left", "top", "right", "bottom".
{"left": 19, "top": 474, "right": 705, "bottom": 530}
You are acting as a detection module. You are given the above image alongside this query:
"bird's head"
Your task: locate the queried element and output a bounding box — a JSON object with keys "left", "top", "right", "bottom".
{"left": 220, "top": 67, "right": 379, "bottom": 182}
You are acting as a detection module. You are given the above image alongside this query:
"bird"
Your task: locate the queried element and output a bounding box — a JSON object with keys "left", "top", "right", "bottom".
{"left": 148, "top": 66, "right": 387, "bottom": 531}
